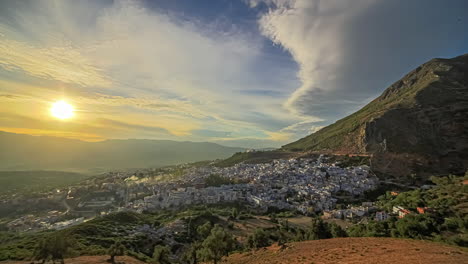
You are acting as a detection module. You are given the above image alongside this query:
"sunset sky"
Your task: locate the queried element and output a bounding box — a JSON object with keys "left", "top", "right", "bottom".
{"left": 0, "top": 0, "right": 467, "bottom": 148}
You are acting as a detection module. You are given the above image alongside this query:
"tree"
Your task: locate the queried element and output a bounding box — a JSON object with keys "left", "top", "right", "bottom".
{"left": 33, "top": 239, "right": 51, "bottom": 264}
{"left": 152, "top": 245, "right": 171, "bottom": 264}
{"left": 50, "top": 234, "right": 74, "bottom": 264}
{"left": 307, "top": 218, "right": 332, "bottom": 240}
{"left": 108, "top": 241, "right": 125, "bottom": 264}
{"left": 182, "top": 242, "right": 201, "bottom": 264}
{"left": 277, "top": 230, "right": 288, "bottom": 246}
{"left": 247, "top": 229, "right": 270, "bottom": 249}
{"left": 330, "top": 223, "right": 347, "bottom": 238}
{"left": 197, "top": 225, "right": 235, "bottom": 264}
{"left": 196, "top": 222, "right": 212, "bottom": 240}
{"left": 231, "top": 208, "right": 239, "bottom": 220}
{"left": 395, "top": 214, "right": 437, "bottom": 239}
{"left": 34, "top": 234, "right": 74, "bottom": 264}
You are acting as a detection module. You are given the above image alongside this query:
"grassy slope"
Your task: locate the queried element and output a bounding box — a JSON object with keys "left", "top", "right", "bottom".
{"left": 282, "top": 58, "right": 441, "bottom": 152}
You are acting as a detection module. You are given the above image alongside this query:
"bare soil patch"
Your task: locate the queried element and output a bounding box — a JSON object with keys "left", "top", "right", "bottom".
{"left": 223, "top": 237, "right": 468, "bottom": 264}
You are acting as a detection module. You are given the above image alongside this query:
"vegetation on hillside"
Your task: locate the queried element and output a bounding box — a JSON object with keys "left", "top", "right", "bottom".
{"left": 0, "top": 171, "right": 90, "bottom": 196}
{"left": 0, "top": 174, "right": 466, "bottom": 263}
{"left": 348, "top": 174, "right": 467, "bottom": 246}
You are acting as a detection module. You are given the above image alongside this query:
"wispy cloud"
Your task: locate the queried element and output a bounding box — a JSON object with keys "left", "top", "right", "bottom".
{"left": 0, "top": 0, "right": 302, "bottom": 146}
{"left": 2, "top": 0, "right": 465, "bottom": 147}
{"left": 0, "top": 38, "right": 112, "bottom": 87}
{"left": 251, "top": 0, "right": 468, "bottom": 121}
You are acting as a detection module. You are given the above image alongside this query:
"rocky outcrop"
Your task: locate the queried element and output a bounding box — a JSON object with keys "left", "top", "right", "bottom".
{"left": 283, "top": 54, "right": 468, "bottom": 177}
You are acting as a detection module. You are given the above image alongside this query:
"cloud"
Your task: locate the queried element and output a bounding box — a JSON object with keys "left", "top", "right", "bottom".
{"left": 279, "top": 118, "right": 325, "bottom": 136}
{"left": 0, "top": 0, "right": 304, "bottom": 146}
{"left": 0, "top": 94, "right": 25, "bottom": 100}
{"left": 4, "top": 0, "right": 465, "bottom": 146}
{"left": 252, "top": 0, "right": 468, "bottom": 120}
{"left": 252, "top": 0, "right": 375, "bottom": 117}
{"left": 0, "top": 37, "right": 112, "bottom": 88}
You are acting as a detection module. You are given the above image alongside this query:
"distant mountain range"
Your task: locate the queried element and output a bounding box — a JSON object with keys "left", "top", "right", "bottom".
{"left": 0, "top": 131, "right": 244, "bottom": 172}
{"left": 284, "top": 54, "right": 468, "bottom": 177}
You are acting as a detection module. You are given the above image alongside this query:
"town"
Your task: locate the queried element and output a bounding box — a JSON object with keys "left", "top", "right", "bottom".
{"left": 4, "top": 155, "right": 383, "bottom": 232}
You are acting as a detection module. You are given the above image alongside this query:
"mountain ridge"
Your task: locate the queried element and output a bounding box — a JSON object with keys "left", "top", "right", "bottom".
{"left": 0, "top": 131, "right": 245, "bottom": 172}
{"left": 283, "top": 54, "right": 468, "bottom": 177}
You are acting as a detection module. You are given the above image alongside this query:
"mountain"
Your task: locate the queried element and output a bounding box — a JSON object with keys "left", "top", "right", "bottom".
{"left": 0, "top": 131, "right": 244, "bottom": 172}
{"left": 283, "top": 54, "right": 468, "bottom": 177}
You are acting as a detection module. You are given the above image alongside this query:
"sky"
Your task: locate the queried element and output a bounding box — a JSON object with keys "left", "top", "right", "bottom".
{"left": 0, "top": 0, "right": 467, "bottom": 148}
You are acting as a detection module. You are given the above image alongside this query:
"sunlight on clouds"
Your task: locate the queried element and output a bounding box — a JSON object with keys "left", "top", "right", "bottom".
{"left": 0, "top": 0, "right": 314, "bottom": 146}
{"left": 0, "top": 38, "right": 111, "bottom": 87}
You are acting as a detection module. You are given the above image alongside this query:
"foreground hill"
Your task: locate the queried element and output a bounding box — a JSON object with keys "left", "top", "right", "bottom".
{"left": 283, "top": 54, "right": 468, "bottom": 177}
{"left": 0, "top": 131, "right": 244, "bottom": 172}
{"left": 0, "top": 255, "right": 145, "bottom": 264}
{"left": 225, "top": 237, "right": 468, "bottom": 264}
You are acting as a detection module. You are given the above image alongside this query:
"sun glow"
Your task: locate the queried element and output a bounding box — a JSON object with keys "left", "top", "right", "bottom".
{"left": 51, "top": 100, "right": 74, "bottom": 119}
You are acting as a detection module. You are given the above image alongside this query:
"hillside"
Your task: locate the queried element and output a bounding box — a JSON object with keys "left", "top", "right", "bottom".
{"left": 224, "top": 237, "right": 468, "bottom": 264}
{"left": 283, "top": 54, "right": 468, "bottom": 177}
{"left": 0, "top": 171, "right": 90, "bottom": 195}
{"left": 0, "top": 131, "right": 244, "bottom": 172}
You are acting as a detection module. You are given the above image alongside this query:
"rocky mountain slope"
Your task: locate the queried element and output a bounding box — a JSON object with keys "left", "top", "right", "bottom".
{"left": 283, "top": 54, "right": 468, "bottom": 177}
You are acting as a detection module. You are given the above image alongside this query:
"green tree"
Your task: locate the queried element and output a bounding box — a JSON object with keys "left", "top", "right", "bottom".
{"left": 197, "top": 225, "right": 235, "bottom": 264}
{"left": 307, "top": 218, "right": 331, "bottom": 240}
{"left": 231, "top": 208, "right": 239, "bottom": 220}
{"left": 182, "top": 242, "right": 201, "bottom": 264}
{"left": 33, "top": 238, "right": 51, "bottom": 264}
{"left": 395, "top": 214, "right": 437, "bottom": 239}
{"left": 247, "top": 229, "right": 270, "bottom": 249}
{"left": 196, "top": 222, "right": 212, "bottom": 240}
{"left": 50, "top": 234, "right": 74, "bottom": 264}
{"left": 330, "top": 223, "right": 347, "bottom": 238}
{"left": 152, "top": 245, "right": 171, "bottom": 264}
{"left": 108, "top": 240, "right": 125, "bottom": 264}
{"left": 34, "top": 234, "right": 74, "bottom": 264}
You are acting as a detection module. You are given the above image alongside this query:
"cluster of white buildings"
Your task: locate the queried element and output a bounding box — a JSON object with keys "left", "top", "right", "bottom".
{"left": 141, "top": 156, "right": 378, "bottom": 213}
{"left": 322, "top": 202, "right": 378, "bottom": 220}
{"left": 5, "top": 156, "right": 380, "bottom": 232}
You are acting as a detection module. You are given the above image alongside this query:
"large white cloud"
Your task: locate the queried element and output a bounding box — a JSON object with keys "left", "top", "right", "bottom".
{"left": 251, "top": 0, "right": 468, "bottom": 121}
{"left": 252, "top": 0, "right": 375, "bottom": 117}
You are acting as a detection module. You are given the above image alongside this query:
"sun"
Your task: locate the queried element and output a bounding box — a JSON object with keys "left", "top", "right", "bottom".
{"left": 51, "top": 100, "right": 74, "bottom": 119}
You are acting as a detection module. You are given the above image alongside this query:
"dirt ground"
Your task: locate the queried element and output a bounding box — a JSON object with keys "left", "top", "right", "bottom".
{"left": 222, "top": 237, "right": 468, "bottom": 264}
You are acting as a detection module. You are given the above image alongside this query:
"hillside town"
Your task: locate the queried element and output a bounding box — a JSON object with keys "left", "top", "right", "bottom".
{"left": 142, "top": 156, "right": 377, "bottom": 214}
{"left": 4, "top": 155, "right": 382, "bottom": 232}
